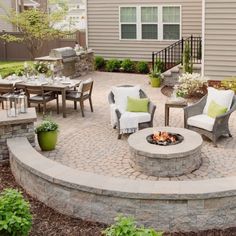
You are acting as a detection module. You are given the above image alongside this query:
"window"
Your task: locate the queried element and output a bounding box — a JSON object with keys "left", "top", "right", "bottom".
{"left": 120, "top": 7, "right": 137, "bottom": 39}
{"left": 163, "top": 6, "right": 180, "bottom": 40}
{"left": 141, "top": 7, "right": 158, "bottom": 39}
{"left": 119, "top": 5, "right": 181, "bottom": 41}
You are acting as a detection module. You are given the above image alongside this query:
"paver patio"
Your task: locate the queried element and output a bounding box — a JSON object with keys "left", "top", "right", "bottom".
{"left": 37, "top": 71, "right": 236, "bottom": 181}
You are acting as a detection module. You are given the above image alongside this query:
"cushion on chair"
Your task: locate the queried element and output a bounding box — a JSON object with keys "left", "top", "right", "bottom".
{"left": 187, "top": 114, "right": 215, "bottom": 131}
{"left": 207, "top": 100, "right": 227, "bottom": 118}
{"left": 29, "top": 94, "right": 53, "bottom": 102}
{"left": 126, "top": 96, "right": 149, "bottom": 112}
{"left": 203, "top": 87, "right": 234, "bottom": 114}
{"left": 111, "top": 86, "right": 140, "bottom": 113}
{"left": 121, "top": 112, "right": 151, "bottom": 123}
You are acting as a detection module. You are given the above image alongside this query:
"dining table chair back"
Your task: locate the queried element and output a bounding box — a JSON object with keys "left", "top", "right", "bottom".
{"left": 0, "top": 83, "right": 15, "bottom": 94}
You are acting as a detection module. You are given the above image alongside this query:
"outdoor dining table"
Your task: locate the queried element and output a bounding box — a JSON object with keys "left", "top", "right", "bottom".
{"left": 0, "top": 77, "right": 81, "bottom": 118}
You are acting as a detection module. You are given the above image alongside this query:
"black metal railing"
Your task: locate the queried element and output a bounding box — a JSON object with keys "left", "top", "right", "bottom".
{"left": 152, "top": 35, "right": 202, "bottom": 72}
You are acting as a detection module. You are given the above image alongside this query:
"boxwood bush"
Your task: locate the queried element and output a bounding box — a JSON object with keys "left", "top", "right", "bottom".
{"left": 121, "top": 59, "right": 135, "bottom": 73}
{"left": 0, "top": 188, "right": 32, "bottom": 236}
{"left": 136, "top": 61, "right": 150, "bottom": 74}
{"left": 94, "top": 56, "right": 105, "bottom": 70}
{"left": 105, "top": 59, "right": 121, "bottom": 72}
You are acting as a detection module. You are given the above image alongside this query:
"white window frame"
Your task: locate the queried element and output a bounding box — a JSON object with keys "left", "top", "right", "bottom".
{"left": 162, "top": 5, "right": 182, "bottom": 41}
{"left": 119, "top": 6, "right": 138, "bottom": 40}
{"left": 140, "top": 6, "right": 158, "bottom": 40}
{"left": 119, "top": 5, "right": 182, "bottom": 41}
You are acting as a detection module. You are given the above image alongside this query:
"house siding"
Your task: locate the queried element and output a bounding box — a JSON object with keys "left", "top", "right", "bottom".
{"left": 87, "top": 0, "right": 202, "bottom": 61}
{"left": 0, "top": 0, "right": 15, "bottom": 31}
{"left": 204, "top": 0, "right": 236, "bottom": 80}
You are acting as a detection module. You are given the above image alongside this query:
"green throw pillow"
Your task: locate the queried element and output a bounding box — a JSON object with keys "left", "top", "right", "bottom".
{"left": 126, "top": 97, "right": 149, "bottom": 112}
{"left": 207, "top": 100, "right": 227, "bottom": 118}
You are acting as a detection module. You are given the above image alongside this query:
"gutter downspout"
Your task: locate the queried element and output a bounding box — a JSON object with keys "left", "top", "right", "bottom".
{"left": 201, "top": 0, "right": 205, "bottom": 77}
{"left": 85, "top": 0, "right": 88, "bottom": 48}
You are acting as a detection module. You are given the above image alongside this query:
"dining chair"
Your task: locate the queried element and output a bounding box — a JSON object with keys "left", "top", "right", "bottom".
{"left": 25, "top": 85, "right": 59, "bottom": 115}
{"left": 0, "top": 83, "right": 15, "bottom": 109}
{"left": 66, "top": 79, "right": 94, "bottom": 117}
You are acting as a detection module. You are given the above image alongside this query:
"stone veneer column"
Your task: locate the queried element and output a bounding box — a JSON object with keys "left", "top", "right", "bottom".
{"left": 74, "top": 49, "right": 94, "bottom": 77}
{"left": 0, "top": 108, "right": 37, "bottom": 163}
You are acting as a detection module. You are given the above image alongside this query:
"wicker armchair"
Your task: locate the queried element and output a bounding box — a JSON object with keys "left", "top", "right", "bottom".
{"left": 184, "top": 95, "right": 236, "bottom": 146}
{"left": 108, "top": 85, "right": 156, "bottom": 139}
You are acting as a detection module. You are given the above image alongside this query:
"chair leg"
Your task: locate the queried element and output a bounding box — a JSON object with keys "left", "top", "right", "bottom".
{"left": 1, "top": 101, "right": 4, "bottom": 109}
{"left": 43, "top": 102, "right": 46, "bottom": 115}
{"left": 118, "top": 134, "right": 122, "bottom": 139}
{"left": 56, "top": 96, "right": 59, "bottom": 114}
{"left": 229, "top": 132, "right": 232, "bottom": 137}
{"left": 38, "top": 104, "right": 40, "bottom": 112}
{"left": 80, "top": 100, "right": 85, "bottom": 117}
{"left": 213, "top": 136, "right": 217, "bottom": 147}
{"left": 89, "top": 97, "right": 93, "bottom": 112}
{"left": 74, "top": 101, "right": 77, "bottom": 110}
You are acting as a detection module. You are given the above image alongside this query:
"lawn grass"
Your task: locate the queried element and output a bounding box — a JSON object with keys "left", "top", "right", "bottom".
{"left": 0, "top": 61, "right": 32, "bottom": 78}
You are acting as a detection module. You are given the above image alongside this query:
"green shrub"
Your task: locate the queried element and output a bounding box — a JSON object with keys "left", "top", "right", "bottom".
{"left": 35, "top": 119, "right": 59, "bottom": 134}
{"left": 102, "top": 215, "right": 163, "bottom": 236}
{"left": 105, "top": 59, "right": 121, "bottom": 72}
{"left": 136, "top": 61, "right": 149, "bottom": 74}
{"left": 0, "top": 188, "right": 32, "bottom": 236}
{"left": 121, "top": 59, "right": 135, "bottom": 73}
{"left": 155, "top": 59, "right": 165, "bottom": 73}
{"left": 94, "top": 56, "right": 105, "bottom": 70}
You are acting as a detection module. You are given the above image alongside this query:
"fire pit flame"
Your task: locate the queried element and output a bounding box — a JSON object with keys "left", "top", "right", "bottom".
{"left": 146, "top": 131, "right": 184, "bottom": 146}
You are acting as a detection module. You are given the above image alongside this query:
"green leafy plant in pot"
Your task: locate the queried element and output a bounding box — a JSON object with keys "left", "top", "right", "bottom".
{"left": 149, "top": 64, "right": 162, "bottom": 88}
{"left": 35, "top": 119, "right": 59, "bottom": 151}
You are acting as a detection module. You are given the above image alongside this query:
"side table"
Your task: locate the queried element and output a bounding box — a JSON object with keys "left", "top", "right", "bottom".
{"left": 165, "top": 99, "right": 188, "bottom": 126}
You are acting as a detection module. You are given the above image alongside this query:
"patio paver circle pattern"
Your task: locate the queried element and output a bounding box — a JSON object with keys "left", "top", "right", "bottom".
{"left": 37, "top": 72, "right": 236, "bottom": 182}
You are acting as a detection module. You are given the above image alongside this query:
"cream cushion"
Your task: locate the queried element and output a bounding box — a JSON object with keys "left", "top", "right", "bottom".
{"left": 203, "top": 87, "right": 234, "bottom": 114}
{"left": 112, "top": 86, "right": 140, "bottom": 113}
{"left": 187, "top": 114, "right": 215, "bottom": 131}
{"left": 121, "top": 112, "right": 151, "bottom": 123}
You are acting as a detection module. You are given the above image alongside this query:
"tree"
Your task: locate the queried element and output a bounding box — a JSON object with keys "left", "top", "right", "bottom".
{"left": 0, "top": 8, "right": 70, "bottom": 59}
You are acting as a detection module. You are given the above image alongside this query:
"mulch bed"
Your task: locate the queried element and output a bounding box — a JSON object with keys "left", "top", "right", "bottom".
{"left": 1, "top": 163, "right": 236, "bottom": 236}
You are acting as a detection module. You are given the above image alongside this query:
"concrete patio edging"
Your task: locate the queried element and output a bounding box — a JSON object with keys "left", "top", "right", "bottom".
{"left": 7, "top": 137, "right": 236, "bottom": 232}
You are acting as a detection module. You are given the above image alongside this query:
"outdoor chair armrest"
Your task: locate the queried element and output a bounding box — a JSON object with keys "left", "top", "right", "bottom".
{"left": 214, "top": 103, "right": 236, "bottom": 126}
{"left": 184, "top": 95, "right": 207, "bottom": 119}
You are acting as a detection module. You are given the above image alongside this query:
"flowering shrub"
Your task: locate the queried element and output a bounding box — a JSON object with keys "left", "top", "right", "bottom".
{"left": 35, "top": 120, "right": 59, "bottom": 133}
{"left": 34, "top": 61, "right": 50, "bottom": 74}
{"left": 175, "top": 73, "right": 208, "bottom": 98}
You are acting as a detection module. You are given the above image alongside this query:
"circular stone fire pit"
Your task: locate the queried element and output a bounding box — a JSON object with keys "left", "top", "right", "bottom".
{"left": 128, "top": 127, "right": 203, "bottom": 177}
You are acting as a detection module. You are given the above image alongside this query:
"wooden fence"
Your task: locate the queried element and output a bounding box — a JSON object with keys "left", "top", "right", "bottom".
{"left": 0, "top": 30, "right": 86, "bottom": 61}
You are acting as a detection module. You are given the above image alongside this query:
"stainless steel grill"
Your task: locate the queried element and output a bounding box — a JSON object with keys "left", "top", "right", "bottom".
{"left": 49, "top": 47, "right": 77, "bottom": 63}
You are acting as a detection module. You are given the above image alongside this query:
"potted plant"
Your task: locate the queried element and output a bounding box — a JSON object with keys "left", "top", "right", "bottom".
{"left": 149, "top": 64, "right": 162, "bottom": 87}
{"left": 35, "top": 119, "right": 59, "bottom": 151}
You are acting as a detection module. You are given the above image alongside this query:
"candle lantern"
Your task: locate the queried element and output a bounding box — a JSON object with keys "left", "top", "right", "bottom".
{"left": 18, "top": 92, "right": 28, "bottom": 113}
{"left": 6, "top": 93, "right": 19, "bottom": 117}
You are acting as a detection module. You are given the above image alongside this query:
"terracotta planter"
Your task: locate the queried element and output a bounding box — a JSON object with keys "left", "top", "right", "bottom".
{"left": 37, "top": 130, "right": 58, "bottom": 151}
